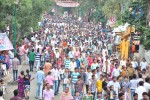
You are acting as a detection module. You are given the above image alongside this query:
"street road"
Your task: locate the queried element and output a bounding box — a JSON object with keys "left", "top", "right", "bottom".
{"left": 4, "top": 65, "right": 61, "bottom": 100}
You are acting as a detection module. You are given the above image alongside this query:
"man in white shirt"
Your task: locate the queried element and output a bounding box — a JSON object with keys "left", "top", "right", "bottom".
{"left": 36, "top": 43, "right": 42, "bottom": 53}
{"left": 130, "top": 74, "right": 138, "bottom": 100}
{"left": 144, "top": 77, "right": 150, "bottom": 93}
{"left": 107, "top": 77, "right": 120, "bottom": 96}
{"left": 55, "top": 49, "right": 60, "bottom": 59}
{"left": 137, "top": 74, "right": 144, "bottom": 84}
{"left": 51, "top": 65, "right": 60, "bottom": 95}
{"left": 51, "top": 38, "right": 55, "bottom": 47}
{"left": 135, "top": 81, "right": 147, "bottom": 100}
{"left": 140, "top": 58, "right": 148, "bottom": 71}
{"left": 59, "top": 66, "right": 65, "bottom": 80}
{"left": 31, "top": 35, "right": 35, "bottom": 42}
{"left": 85, "top": 68, "right": 92, "bottom": 93}
{"left": 102, "top": 46, "right": 108, "bottom": 61}
{"left": 70, "top": 58, "right": 77, "bottom": 72}
{"left": 112, "top": 64, "right": 122, "bottom": 77}
{"left": 120, "top": 57, "right": 126, "bottom": 67}
{"left": 131, "top": 59, "right": 138, "bottom": 69}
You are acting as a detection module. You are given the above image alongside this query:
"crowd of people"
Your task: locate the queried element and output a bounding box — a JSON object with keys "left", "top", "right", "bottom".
{"left": 0, "top": 14, "right": 150, "bottom": 100}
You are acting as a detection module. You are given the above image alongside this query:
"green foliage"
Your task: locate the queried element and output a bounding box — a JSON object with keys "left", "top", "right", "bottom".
{"left": 78, "top": 0, "right": 132, "bottom": 24}
{"left": 140, "top": 27, "right": 150, "bottom": 50}
{"left": 77, "top": 0, "right": 107, "bottom": 25}
{"left": 90, "top": 7, "right": 107, "bottom": 25}
{"left": 102, "top": 0, "right": 121, "bottom": 18}
{"left": 0, "top": 0, "right": 53, "bottom": 39}
{"left": 120, "top": 0, "right": 150, "bottom": 49}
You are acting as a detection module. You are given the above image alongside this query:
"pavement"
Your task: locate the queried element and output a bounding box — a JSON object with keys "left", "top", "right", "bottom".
{"left": 4, "top": 64, "right": 61, "bottom": 100}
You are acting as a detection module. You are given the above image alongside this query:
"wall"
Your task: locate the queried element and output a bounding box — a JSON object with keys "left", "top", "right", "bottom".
{"left": 136, "top": 45, "right": 150, "bottom": 64}
{"left": 144, "top": 50, "right": 150, "bottom": 64}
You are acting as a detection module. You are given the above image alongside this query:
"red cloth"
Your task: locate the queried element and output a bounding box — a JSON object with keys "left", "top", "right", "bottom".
{"left": 132, "top": 45, "right": 135, "bottom": 53}
{"left": 88, "top": 57, "right": 93, "bottom": 66}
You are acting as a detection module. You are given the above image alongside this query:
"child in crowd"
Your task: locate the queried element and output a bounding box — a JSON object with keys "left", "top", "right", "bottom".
{"left": 108, "top": 85, "right": 117, "bottom": 100}
{"left": 83, "top": 89, "right": 93, "bottom": 100}
{"left": 74, "top": 91, "right": 82, "bottom": 100}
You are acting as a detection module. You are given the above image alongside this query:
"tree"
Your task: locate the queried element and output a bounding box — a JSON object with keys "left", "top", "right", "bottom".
{"left": 121, "top": 0, "right": 150, "bottom": 49}
{"left": 0, "top": 0, "right": 53, "bottom": 41}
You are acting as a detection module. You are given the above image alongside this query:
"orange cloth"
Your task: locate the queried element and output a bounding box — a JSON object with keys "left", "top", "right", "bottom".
{"left": 132, "top": 45, "right": 135, "bottom": 52}
{"left": 121, "top": 70, "right": 127, "bottom": 77}
{"left": 63, "top": 41, "right": 67, "bottom": 47}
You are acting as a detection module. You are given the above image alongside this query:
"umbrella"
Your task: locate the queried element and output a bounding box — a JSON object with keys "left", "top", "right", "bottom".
{"left": 0, "top": 33, "right": 14, "bottom": 51}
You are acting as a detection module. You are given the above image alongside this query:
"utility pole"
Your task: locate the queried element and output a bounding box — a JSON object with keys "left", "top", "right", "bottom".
{"left": 13, "top": 0, "right": 19, "bottom": 55}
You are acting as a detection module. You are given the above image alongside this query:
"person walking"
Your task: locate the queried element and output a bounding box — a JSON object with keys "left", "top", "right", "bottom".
{"left": 130, "top": 74, "right": 138, "bottom": 100}
{"left": 71, "top": 67, "right": 80, "bottom": 96}
{"left": 127, "top": 64, "right": 135, "bottom": 80}
{"left": 24, "top": 47, "right": 29, "bottom": 65}
{"left": 96, "top": 75, "right": 103, "bottom": 94}
{"left": 45, "top": 71, "right": 54, "bottom": 89}
{"left": 51, "top": 65, "right": 60, "bottom": 95}
{"left": 60, "top": 87, "right": 73, "bottom": 100}
{"left": 135, "top": 81, "right": 147, "bottom": 100}
{"left": 28, "top": 49, "right": 35, "bottom": 72}
{"left": 18, "top": 71, "right": 25, "bottom": 98}
{"left": 35, "top": 67, "right": 45, "bottom": 100}
{"left": 12, "top": 55, "right": 20, "bottom": 82}
{"left": 89, "top": 75, "right": 97, "bottom": 99}
{"left": 62, "top": 68, "right": 70, "bottom": 92}
{"left": 10, "top": 89, "right": 22, "bottom": 100}
{"left": 24, "top": 69, "right": 34, "bottom": 99}
{"left": 35, "top": 49, "right": 41, "bottom": 71}
{"left": 75, "top": 75, "right": 84, "bottom": 98}
{"left": 43, "top": 83, "right": 54, "bottom": 100}
{"left": 43, "top": 60, "right": 52, "bottom": 75}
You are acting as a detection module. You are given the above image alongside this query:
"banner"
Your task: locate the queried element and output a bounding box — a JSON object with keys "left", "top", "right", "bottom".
{"left": 0, "top": 33, "right": 14, "bottom": 51}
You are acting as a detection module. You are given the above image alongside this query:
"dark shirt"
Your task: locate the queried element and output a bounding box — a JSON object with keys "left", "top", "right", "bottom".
{"left": 0, "top": 55, "right": 5, "bottom": 63}
{"left": 102, "top": 81, "right": 108, "bottom": 89}
{"left": 80, "top": 72, "right": 86, "bottom": 82}
{"left": 75, "top": 59, "right": 80, "bottom": 68}
{"left": 24, "top": 74, "right": 31, "bottom": 85}
{"left": 75, "top": 80, "right": 84, "bottom": 93}
{"left": 10, "top": 96, "right": 22, "bottom": 100}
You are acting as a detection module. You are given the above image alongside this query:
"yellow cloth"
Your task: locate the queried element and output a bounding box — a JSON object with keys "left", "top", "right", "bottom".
{"left": 119, "top": 66, "right": 122, "bottom": 69}
{"left": 96, "top": 80, "right": 103, "bottom": 92}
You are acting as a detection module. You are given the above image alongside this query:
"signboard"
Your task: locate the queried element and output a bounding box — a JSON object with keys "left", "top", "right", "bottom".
{"left": 56, "top": 1, "right": 80, "bottom": 7}
{"left": 132, "top": 32, "right": 141, "bottom": 45}
{"left": 0, "top": 33, "right": 14, "bottom": 51}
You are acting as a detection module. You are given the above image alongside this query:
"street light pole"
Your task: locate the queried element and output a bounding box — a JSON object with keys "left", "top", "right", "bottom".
{"left": 13, "top": 0, "right": 19, "bottom": 55}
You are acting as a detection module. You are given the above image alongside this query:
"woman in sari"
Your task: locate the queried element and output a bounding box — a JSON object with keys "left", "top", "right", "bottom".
{"left": 18, "top": 71, "right": 25, "bottom": 98}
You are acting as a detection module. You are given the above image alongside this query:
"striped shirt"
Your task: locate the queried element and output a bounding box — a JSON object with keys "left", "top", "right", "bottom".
{"left": 35, "top": 52, "right": 41, "bottom": 61}
{"left": 65, "top": 59, "right": 71, "bottom": 69}
{"left": 71, "top": 72, "right": 80, "bottom": 83}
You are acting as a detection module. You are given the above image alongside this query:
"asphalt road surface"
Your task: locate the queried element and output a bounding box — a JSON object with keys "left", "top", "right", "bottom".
{"left": 4, "top": 65, "right": 61, "bottom": 100}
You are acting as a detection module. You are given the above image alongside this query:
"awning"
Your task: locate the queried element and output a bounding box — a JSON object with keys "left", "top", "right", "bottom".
{"left": 0, "top": 33, "right": 13, "bottom": 51}
{"left": 56, "top": 1, "right": 80, "bottom": 7}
